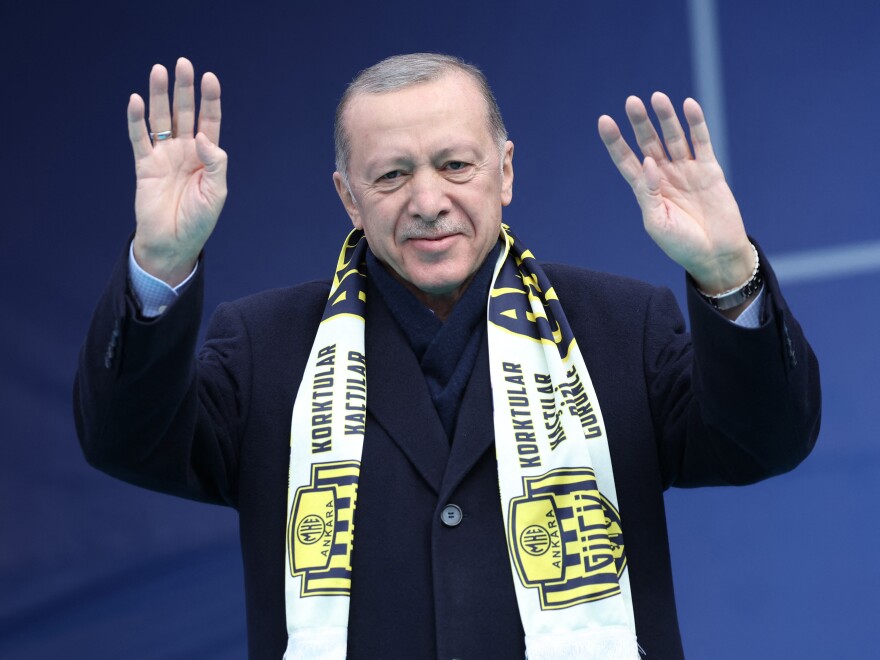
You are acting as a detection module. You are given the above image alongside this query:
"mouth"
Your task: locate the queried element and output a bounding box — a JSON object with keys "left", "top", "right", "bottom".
{"left": 407, "top": 234, "right": 459, "bottom": 251}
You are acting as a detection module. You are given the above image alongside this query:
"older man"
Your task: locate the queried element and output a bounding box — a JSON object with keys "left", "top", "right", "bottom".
{"left": 75, "top": 54, "right": 820, "bottom": 659}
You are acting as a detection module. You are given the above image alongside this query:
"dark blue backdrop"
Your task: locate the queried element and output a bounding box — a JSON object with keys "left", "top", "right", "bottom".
{"left": 2, "top": 1, "right": 877, "bottom": 658}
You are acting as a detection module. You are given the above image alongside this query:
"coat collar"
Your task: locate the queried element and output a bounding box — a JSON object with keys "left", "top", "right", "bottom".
{"left": 365, "top": 278, "right": 449, "bottom": 493}
{"left": 365, "top": 278, "right": 496, "bottom": 497}
{"left": 440, "top": 335, "right": 496, "bottom": 501}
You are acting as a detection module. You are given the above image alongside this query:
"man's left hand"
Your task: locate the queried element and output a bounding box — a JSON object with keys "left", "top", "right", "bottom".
{"left": 598, "top": 93, "right": 754, "bottom": 295}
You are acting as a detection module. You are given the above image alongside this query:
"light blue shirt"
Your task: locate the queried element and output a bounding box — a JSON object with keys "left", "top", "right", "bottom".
{"left": 128, "top": 243, "right": 199, "bottom": 317}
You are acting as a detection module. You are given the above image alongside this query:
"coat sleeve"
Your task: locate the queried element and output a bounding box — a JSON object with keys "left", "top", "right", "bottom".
{"left": 73, "top": 245, "right": 252, "bottom": 507}
{"left": 647, "top": 243, "right": 821, "bottom": 488}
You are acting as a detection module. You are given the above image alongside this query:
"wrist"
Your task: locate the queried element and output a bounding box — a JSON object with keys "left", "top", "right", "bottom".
{"left": 689, "top": 241, "right": 755, "bottom": 294}
{"left": 132, "top": 237, "right": 199, "bottom": 287}
{"left": 696, "top": 243, "right": 762, "bottom": 311}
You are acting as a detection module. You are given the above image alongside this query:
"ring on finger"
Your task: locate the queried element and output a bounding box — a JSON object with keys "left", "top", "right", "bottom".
{"left": 150, "top": 130, "right": 173, "bottom": 142}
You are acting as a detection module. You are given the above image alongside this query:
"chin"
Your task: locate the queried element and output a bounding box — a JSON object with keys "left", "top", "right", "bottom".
{"left": 410, "top": 277, "right": 462, "bottom": 297}
{"left": 401, "top": 270, "right": 466, "bottom": 298}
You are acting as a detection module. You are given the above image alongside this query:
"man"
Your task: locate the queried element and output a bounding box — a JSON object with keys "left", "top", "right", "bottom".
{"left": 75, "top": 54, "right": 820, "bottom": 659}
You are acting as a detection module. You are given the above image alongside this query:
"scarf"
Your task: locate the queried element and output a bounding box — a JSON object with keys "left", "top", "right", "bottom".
{"left": 365, "top": 242, "right": 500, "bottom": 438}
{"left": 284, "top": 226, "right": 639, "bottom": 659}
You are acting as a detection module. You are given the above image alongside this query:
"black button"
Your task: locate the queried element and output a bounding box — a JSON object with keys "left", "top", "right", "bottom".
{"left": 441, "top": 504, "right": 463, "bottom": 527}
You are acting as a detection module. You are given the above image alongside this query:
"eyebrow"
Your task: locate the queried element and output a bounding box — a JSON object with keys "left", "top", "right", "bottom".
{"left": 365, "top": 143, "right": 483, "bottom": 174}
{"left": 363, "top": 156, "right": 413, "bottom": 178}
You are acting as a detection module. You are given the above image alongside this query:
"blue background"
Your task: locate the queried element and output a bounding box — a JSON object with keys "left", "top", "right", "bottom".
{"left": 2, "top": 1, "right": 877, "bottom": 657}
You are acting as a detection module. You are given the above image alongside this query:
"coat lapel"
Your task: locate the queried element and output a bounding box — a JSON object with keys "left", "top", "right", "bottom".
{"left": 365, "top": 281, "right": 449, "bottom": 494}
{"left": 439, "top": 332, "right": 496, "bottom": 501}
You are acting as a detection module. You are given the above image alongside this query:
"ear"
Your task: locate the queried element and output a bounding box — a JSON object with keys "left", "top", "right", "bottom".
{"left": 500, "top": 140, "right": 514, "bottom": 207}
{"left": 333, "top": 172, "right": 362, "bottom": 229}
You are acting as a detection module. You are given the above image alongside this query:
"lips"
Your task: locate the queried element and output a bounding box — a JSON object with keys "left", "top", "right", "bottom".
{"left": 408, "top": 234, "right": 459, "bottom": 251}
{"left": 410, "top": 233, "right": 454, "bottom": 242}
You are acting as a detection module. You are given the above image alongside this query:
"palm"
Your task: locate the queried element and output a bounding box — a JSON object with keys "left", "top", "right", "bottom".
{"left": 134, "top": 138, "right": 219, "bottom": 255}
{"left": 646, "top": 152, "right": 742, "bottom": 270}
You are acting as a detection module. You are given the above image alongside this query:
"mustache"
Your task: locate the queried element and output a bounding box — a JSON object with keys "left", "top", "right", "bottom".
{"left": 399, "top": 217, "right": 466, "bottom": 240}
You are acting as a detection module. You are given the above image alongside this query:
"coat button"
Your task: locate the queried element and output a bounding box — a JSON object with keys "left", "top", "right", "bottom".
{"left": 441, "top": 504, "right": 463, "bottom": 527}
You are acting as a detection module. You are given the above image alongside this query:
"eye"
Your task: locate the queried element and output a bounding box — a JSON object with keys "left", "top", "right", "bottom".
{"left": 379, "top": 170, "right": 401, "bottom": 181}
{"left": 442, "top": 161, "right": 474, "bottom": 180}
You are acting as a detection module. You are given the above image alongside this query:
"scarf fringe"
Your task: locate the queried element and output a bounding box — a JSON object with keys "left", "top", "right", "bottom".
{"left": 283, "top": 628, "right": 348, "bottom": 660}
{"left": 525, "top": 627, "right": 640, "bottom": 660}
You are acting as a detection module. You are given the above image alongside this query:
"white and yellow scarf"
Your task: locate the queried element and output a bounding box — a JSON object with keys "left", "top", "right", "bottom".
{"left": 284, "top": 226, "right": 638, "bottom": 659}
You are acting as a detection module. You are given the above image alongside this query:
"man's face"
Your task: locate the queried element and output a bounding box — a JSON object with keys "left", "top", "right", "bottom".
{"left": 334, "top": 72, "right": 514, "bottom": 310}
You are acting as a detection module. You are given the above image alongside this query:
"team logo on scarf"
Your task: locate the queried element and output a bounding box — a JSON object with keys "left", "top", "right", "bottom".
{"left": 508, "top": 468, "right": 626, "bottom": 610}
{"left": 287, "top": 461, "right": 360, "bottom": 597}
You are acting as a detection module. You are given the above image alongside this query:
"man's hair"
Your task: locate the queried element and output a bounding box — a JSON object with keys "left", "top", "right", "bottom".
{"left": 334, "top": 53, "right": 508, "bottom": 186}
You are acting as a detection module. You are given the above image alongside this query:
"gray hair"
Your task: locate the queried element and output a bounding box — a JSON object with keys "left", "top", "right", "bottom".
{"left": 334, "top": 53, "right": 508, "bottom": 186}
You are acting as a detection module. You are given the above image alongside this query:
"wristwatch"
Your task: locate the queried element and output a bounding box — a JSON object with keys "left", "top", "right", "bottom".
{"left": 698, "top": 244, "right": 763, "bottom": 311}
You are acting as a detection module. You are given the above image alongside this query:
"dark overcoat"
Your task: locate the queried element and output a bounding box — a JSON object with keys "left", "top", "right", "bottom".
{"left": 74, "top": 243, "right": 820, "bottom": 659}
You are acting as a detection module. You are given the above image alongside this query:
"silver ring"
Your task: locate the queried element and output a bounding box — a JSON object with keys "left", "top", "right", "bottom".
{"left": 150, "top": 130, "right": 173, "bottom": 142}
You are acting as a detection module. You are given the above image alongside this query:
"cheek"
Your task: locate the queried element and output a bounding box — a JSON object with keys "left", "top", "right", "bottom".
{"left": 358, "top": 203, "right": 391, "bottom": 236}
{"left": 365, "top": 198, "right": 402, "bottom": 234}
{"left": 360, "top": 212, "right": 401, "bottom": 259}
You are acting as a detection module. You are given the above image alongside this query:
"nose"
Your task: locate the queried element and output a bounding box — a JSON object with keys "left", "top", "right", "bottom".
{"left": 406, "top": 168, "right": 451, "bottom": 223}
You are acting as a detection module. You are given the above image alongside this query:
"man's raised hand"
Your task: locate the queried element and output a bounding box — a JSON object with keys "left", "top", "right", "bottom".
{"left": 598, "top": 93, "right": 754, "bottom": 297}
{"left": 129, "top": 57, "right": 228, "bottom": 286}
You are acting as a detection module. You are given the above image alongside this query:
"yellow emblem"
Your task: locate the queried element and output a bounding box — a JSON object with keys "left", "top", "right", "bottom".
{"left": 508, "top": 468, "right": 626, "bottom": 610}
{"left": 287, "top": 461, "right": 359, "bottom": 597}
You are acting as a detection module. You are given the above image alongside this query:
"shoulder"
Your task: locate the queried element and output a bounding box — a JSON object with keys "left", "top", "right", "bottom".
{"left": 542, "top": 261, "right": 659, "bottom": 294}
{"left": 541, "top": 262, "right": 670, "bottom": 322}
{"left": 206, "top": 279, "right": 332, "bottom": 343}
{"left": 218, "top": 279, "right": 331, "bottom": 316}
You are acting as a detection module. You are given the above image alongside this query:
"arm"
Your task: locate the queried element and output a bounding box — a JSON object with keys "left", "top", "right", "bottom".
{"left": 596, "top": 95, "right": 819, "bottom": 483}
{"left": 73, "top": 59, "right": 236, "bottom": 503}
{"left": 74, "top": 245, "right": 247, "bottom": 505}
{"left": 647, "top": 249, "right": 821, "bottom": 488}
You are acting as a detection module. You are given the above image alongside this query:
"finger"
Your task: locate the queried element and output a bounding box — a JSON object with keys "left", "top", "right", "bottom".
{"left": 198, "top": 72, "right": 222, "bottom": 145}
{"left": 651, "top": 91, "right": 692, "bottom": 161}
{"left": 148, "top": 63, "right": 172, "bottom": 138}
{"left": 682, "top": 97, "right": 716, "bottom": 162}
{"left": 172, "top": 57, "right": 196, "bottom": 138}
{"left": 625, "top": 95, "right": 667, "bottom": 162}
{"left": 597, "top": 114, "right": 643, "bottom": 187}
{"left": 127, "top": 93, "right": 153, "bottom": 160}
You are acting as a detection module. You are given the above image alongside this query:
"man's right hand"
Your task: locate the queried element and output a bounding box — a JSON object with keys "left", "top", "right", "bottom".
{"left": 129, "top": 57, "right": 228, "bottom": 286}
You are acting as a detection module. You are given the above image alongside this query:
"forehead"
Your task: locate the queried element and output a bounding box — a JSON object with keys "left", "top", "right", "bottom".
{"left": 342, "top": 72, "right": 493, "bottom": 163}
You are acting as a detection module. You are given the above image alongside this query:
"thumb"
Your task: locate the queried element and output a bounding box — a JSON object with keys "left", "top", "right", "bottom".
{"left": 195, "top": 132, "right": 228, "bottom": 175}
{"left": 194, "top": 132, "right": 228, "bottom": 207}
{"left": 639, "top": 156, "right": 665, "bottom": 217}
